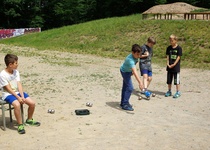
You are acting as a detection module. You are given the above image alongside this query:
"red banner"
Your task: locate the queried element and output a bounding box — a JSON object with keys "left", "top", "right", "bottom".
{"left": 0, "top": 28, "right": 41, "bottom": 39}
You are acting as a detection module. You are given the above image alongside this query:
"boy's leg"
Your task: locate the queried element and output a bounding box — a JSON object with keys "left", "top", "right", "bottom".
{"left": 173, "top": 72, "right": 181, "bottom": 98}
{"left": 141, "top": 69, "right": 149, "bottom": 91}
{"left": 143, "top": 73, "right": 149, "bottom": 89}
{"left": 165, "top": 72, "right": 173, "bottom": 97}
{"left": 22, "top": 92, "right": 40, "bottom": 126}
{"left": 24, "top": 96, "right": 40, "bottom": 126}
{"left": 12, "top": 100, "right": 23, "bottom": 125}
{"left": 24, "top": 97, "right": 35, "bottom": 120}
{"left": 5, "top": 95, "right": 23, "bottom": 124}
{"left": 13, "top": 101, "right": 26, "bottom": 134}
{"left": 168, "top": 84, "right": 172, "bottom": 91}
{"left": 141, "top": 70, "right": 152, "bottom": 89}
{"left": 5, "top": 95, "right": 25, "bottom": 134}
{"left": 141, "top": 70, "right": 152, "bottom": 97}
{"left": 147, "top": 71, "right": 153, "bottom": 88}
{"left": 174, "top": 72, "right": 181, "bottom": 91}
{"left": 176, "top": 84, "right": 180, "bottom": 92}
{"left": 120, "top": 71, "right": 133, "bottom": 110}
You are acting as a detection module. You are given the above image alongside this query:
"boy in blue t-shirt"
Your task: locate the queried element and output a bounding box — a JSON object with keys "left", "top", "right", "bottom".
{"left": 120, "top": 44, "right": 143, "bottom": 111}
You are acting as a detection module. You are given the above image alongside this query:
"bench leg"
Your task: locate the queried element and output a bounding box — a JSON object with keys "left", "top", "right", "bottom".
{"left": 21, "top": 104, "right": 24, "bottom": 124}
{"left": 2, "top": 103, "right": 6, "bottom": 131}
{"left": 9, "top": 104, "right": 13, "bottom": 122}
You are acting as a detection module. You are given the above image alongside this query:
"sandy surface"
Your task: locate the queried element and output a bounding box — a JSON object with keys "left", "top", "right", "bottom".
{"left": 0, "top": 44, "right": 209, "bottom": 150}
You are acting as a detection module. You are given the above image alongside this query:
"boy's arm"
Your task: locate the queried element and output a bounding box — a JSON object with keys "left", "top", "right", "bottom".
{"left": 132, "top": 67, "right": 143, "bottom": 90}
{"left": 166, "top": 55, "right": 170, "bottom": 66}
{"left": 140, "top": 46, "right": 148, "bottom": 58}
{"left": 140, "top": 51, "right": 149, "bottom": 58}
{"left": 169, "top": 56, "right": 180, "bottom": 68}
{"left": 17, "top": 81, "right": 24, "bottom": 98}
{"left": 3, "top": 84, "right": 23, "bottom": 103}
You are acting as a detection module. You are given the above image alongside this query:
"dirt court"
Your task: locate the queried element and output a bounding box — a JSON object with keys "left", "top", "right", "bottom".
{"left": 0, "top": 44, "right": 209, "bottom": 150}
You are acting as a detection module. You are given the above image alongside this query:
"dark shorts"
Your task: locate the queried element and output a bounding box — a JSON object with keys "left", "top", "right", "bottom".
{"left": 140, "top": 69, "right": 152, "bottom": 77}
{"left": 167, "top": 72, "right": 180, "bottom": 85}
{"left": 5, "top": 92, "right": 29, "bottom": 104}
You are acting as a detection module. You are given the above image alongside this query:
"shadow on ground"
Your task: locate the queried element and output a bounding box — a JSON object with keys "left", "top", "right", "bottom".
{"left": 0, "top": 116, "right": 18, "bottom": 131}
{"left": 106, "top": 101, "right": 134, "bottom": 114}
{"left": 132, "top": 89, "right": 165, "bottom": 100}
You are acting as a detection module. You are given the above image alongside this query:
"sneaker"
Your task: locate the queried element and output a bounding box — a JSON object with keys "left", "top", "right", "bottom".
{"left": 120, "top": 103, "right": 133, "bottom": 108}
{"left": 165, "top": 91, "right": 172, "bottom": 97}
{"left": 18, "top": 124, "right": 25, "bottom": 134}
{"left": 121, "top": 105, "right": 134, "bottom": 111}
{"left": 26, "top": 119, "right": 41, "bottom": 126}
{"left": 141, "top": 89, "right": 145, "bottom": 94}
{"left": 173, "top": 92, "right": 181, "bottom": 98}
{"left": 145, "top": 91, "right": 151, "bottom": 98}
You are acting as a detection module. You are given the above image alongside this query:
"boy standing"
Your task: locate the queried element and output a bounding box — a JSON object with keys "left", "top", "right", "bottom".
{"left": 165, "top": 34, "right": 182, "bottom": 98}
{"left": 0, "top": 54, "right": 40, "bottom": 134}
{"left": 139, "top": 37, "right": 156, "bottom": 97}
{"left": 120, "top": 44, "right": 143, "bottom": 111}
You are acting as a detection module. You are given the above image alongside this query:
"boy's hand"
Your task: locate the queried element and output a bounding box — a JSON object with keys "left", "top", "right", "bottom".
{"left": 168, "top": 64, "right": 175, "bottom": 68}
{"left": 144, "top": 51, "right": 149, "bottom": 56}
{"left": 22, "top": 97, "right": 26, "bottom": 103}
{"left": 18, "top": 97, "right": 24, "bottom": 104}
{"left": 139, "top": 83, "right": 144, "bottom": 90}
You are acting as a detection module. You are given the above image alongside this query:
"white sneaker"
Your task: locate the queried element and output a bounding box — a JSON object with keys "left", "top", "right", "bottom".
{"left": 141, "top": 88, "right": 145, "bottom": 94}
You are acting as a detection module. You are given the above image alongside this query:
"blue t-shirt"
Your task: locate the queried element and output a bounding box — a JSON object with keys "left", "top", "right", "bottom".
{"left": 120, "top": 54, "right": 138, "bottom": 72}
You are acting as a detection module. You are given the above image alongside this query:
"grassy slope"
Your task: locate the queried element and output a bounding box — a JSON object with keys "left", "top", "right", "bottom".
{"left": 0, "top": 14, "right": 210, "bottom": 69}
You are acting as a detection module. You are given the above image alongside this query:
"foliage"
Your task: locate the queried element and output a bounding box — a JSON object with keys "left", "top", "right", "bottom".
{"left": 192, "top": 8, "right": 210, "bottom": 12}
{"left": 0, "top": 14, "right": 209, "bottom": 69}
{"left": 0, "top": 0, "right": 209, "bottom": 30}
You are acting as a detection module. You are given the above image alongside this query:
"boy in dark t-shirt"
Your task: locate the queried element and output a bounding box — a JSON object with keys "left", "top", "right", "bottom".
{"left": 139, "top": 37, "right": 156, "bottom": 97}
{"left": 165, "top": 34, "right": 182, "bottom": 98}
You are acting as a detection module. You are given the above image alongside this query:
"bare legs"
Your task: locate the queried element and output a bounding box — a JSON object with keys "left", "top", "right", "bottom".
{"left": 12, "top": 97, "right": 36, "bottom": 124}
{"left": 143, "top": 74, "right": 152, "bottom": 90}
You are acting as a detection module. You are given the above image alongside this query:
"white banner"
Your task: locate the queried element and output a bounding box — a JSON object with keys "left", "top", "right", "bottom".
{"left": 0, "top": 28, "right": 41, "bottom": 39}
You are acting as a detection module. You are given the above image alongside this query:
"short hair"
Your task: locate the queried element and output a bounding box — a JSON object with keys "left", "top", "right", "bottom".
{"left": 132, "top": 44, "right": 142, "bottom": 53}
{"left": 4, "top": 54, "right": 18, "bottom": 66}
{"left": 148, "top": 37, "right": 156, "bottom": 44}
{"left": 169, "top": 34, "right": 178, "bottom": 40}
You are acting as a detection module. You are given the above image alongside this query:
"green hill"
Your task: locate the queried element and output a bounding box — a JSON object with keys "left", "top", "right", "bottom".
{"left": 0, "top": 14, "right": 210, "bottom": 69}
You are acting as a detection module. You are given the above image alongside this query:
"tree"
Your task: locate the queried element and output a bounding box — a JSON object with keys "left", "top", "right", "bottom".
{"left": 1, "top": 0, "right": 22, "bottom": 28}
{"left": 0, "top": 0, "right": 209, "bottom": 30}
{"left": 20, "top": 0, "right": 44, "bottom": 28}
{"left": 76, "top": 0, "right": 97, "bottom": 22}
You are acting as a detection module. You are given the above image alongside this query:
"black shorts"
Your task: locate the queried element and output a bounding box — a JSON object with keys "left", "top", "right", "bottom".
{"left": 167, "top": 72, "right": 180, "bottom": 85}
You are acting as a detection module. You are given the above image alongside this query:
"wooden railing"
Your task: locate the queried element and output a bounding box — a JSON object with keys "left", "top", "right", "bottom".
{"left": 142, "top": 12, "right": 210, "bottom": 20}
{"left": 184, "top": 12, "right": 210, "bottom": 20}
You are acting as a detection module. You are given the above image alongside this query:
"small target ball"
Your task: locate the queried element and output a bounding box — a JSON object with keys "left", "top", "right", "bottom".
{"left": 48, "top": 109, "right": 55, "bottom": 114}
{"left": 51, "top": 109, "right": 55, "bottom": 114}
{"left": 86, "top": 102, "right": 93, "bottom": 107}
{"left": 152, "top": 93, "right": 156, "bottom": 97}
{"left": 138, "top": 96, "right": 142, "bottom": 100}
